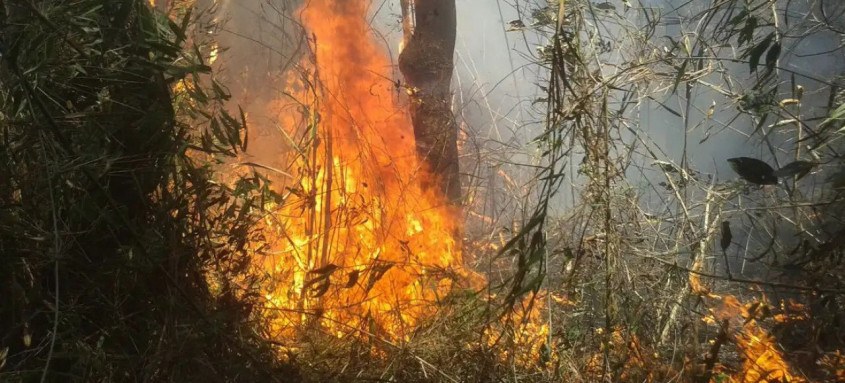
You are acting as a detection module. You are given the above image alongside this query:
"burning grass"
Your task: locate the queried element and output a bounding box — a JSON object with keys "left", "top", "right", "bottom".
{"left": 148, "top": 0, "right": 845, "bottom": 382}
{"left": 238, "top": 0, "right": 845, "bottom": 380}
{"left": 252, "top": 0, "right": 472, "bottom": 344}
{"left": 3, "top": 0, "right": 845, "bottom": 381}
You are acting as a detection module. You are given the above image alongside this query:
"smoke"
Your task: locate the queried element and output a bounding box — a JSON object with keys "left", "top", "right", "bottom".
{"left": 204, "top": 0, "right": 305, "bottom": 171}
{"left": 451, "top": 1, "right": 557, "bottom": 224}
{"left": 205, "top": 0, "right": 843, "bottom": 218}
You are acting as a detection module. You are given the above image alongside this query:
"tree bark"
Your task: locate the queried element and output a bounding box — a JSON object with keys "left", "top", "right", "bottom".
{"left": 398, "top": 0, "right": 460, "bottom": 204}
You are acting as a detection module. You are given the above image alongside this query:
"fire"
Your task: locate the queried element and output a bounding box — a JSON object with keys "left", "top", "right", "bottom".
{"left": 254, "top": 0, "right": 467, "bottom": 342}
{"left": 585, "top": 327, "right": 660, "bottom": 382}
{"left": 705, "top": 296, "right": 806, "bottom": 382}
{"left": 696, "top": 284, "right": 808, "bottom": 381}
{"left": 485, "top": 294, "right": 553, "bottom": 367}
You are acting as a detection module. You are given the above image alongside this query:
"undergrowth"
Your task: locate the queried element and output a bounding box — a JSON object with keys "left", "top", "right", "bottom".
{"left": 0, "top": 1, "right": 293, "bottom": 381}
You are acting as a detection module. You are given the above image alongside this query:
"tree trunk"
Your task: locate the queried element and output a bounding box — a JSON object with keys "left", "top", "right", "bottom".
{"left": 398, "top": 0, "right": 460, "bottom": 204}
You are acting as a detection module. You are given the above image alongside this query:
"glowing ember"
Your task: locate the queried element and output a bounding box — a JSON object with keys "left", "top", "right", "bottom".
{"left": 818, "top": 351, "right": 845, "bottom": 382}
{"left": 255, "top": 0, "right": 466, "bottom": 342}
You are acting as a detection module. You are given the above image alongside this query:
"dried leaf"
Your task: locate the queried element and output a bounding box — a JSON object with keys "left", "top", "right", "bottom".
{"left": 309, "top": 263, "right": 339, "bottom": 276}
{"left": 827, "top": 169, "right": 845, "bottom": 189}
{"left": 507, "top": 20, "right": 525, "bottom": 31}
{"left": 364, "top": 263, "right": 393, "bottom": 293}
{"left": 720, "top": 221, "right": 732, "bottom": 252}
{"left": 344, "top": 269, "right": 360, "bottom": 288}
{"left": 594, "top": 2, "right": 615, "bottom": 11}
{"left": 772, "top": 161, "right": 816, "bottom": 180}
{"left": 727, "top": 157, "right": 777, "bottom": 185}
{"left": 310, "top": 280, "right": 330, "bottom": 298}
{"left": 652, "top": 160, "right": 679, "bottom": 173}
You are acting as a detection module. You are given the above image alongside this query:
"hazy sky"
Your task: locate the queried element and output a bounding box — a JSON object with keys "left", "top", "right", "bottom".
{"left": 210, "top": 0, "right": 844, "bottom": 210}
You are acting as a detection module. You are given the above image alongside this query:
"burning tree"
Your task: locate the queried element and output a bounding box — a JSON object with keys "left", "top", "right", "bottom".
{"left": 249, "top": 0, "right": 473, "bottom": 348}
{"left": 398, "top": 0, "right": 461, "bottom": 205}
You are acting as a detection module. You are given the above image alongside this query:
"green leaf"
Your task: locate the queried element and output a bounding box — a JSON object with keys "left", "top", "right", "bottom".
{"left": 209, "top": 117, "right": 228, "bottom": 148}
{"left": 728, "top": 9, "right": 748, "bottom": 27}
{"left": 210, "top": 79, "right": 231, "bottom": 101}
{"left": 219, "top": 110, "right": 243, "bottom": 153}
{"left": 764, "top": 40, "right": 780, "bottom": 73}
{"left": 672, "top": 59, "right": 688, "bottom": 94}
{"left": 820, "top": 103, "right": 845, "bottom": 128}
{"left": 168, "top": 64, "right": 212, "bottom": 81}
{"left": 748, "top": 33, "right": 773, "bottom": 73}
{"left": 169, "top": 7, "right": 192, "bottom": 45}
{"left": 738, "top": 16, "right": 758, "bottom": 47}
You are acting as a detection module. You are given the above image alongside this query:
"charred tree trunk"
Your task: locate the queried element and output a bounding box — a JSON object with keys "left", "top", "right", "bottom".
{"left": 398, "top": 0, "right": 460, "bottom": 204}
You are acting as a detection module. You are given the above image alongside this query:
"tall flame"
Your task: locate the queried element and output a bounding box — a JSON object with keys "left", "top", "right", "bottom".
{"left": 257, "top": 0, "right": 465, "bottom": 341}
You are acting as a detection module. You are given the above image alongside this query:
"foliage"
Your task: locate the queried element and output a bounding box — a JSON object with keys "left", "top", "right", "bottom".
{"left": 489, "top": 0, "right": 845, "bottom": 381}
{"left": 0, "top": 1, "right": 293, "bottom": 381}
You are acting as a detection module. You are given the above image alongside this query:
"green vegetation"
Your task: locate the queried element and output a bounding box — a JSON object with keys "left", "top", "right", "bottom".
{"left": 0, "top": 1, "right": 291, "bottom": 381}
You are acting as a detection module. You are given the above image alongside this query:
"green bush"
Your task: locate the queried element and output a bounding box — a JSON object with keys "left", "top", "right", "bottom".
{"left": 0, "top": 1, "right": 294, "bottom": 381}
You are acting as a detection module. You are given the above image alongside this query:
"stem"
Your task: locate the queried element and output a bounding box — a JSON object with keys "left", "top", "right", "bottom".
{"left": 39, "top": 137, "right": 60, "bottom": 383}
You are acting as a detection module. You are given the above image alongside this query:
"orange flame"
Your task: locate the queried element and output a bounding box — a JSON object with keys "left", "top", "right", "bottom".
{"left": 485, "top": 294, "right": 552, "bottom": 367}
{"left": 256, "top": 0, "right": 466, "bottom": 342}
{"left": 705, "top": 295, "right": 807, "bottom": 382}
{"left": 687, "top": 247, "right": 806, "bottom": 382}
